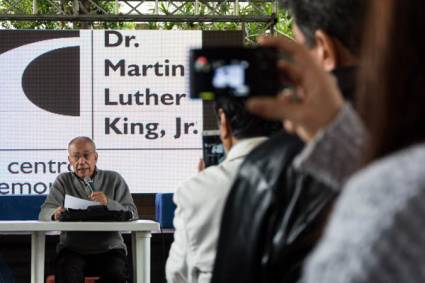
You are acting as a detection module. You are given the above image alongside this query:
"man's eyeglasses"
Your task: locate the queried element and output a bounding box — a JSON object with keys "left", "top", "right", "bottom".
{"left": 69, "top": 152, "right": 95, "bottom": 161}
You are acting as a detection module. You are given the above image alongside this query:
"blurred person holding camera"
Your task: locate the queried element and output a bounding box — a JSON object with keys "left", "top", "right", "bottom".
{"left": 248, "top": 0, "right": 425, "bottom": 282}
{"left": 211, "top": 1, "right": 367, "bottom": 283}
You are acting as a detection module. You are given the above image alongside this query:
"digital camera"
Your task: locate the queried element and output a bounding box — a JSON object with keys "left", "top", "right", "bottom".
{"left": 189, "top": 47, "right": 282, "bottom": 100}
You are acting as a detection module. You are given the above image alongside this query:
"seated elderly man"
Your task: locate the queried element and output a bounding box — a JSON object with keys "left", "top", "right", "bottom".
{"left": 39, "top": 136, "right": 138, "bottom": 283}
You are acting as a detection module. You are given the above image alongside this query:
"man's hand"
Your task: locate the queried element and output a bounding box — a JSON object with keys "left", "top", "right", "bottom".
{"left": 90, "top": 192, "right": 108, "bottom": 205}
{"left": 198, "top": 158, "right": 206, "bottom": 172}
{"left": 53, "top": 206, "right": 65, "bottom": 221}
{"left": 246, "top": 35, "right": 344, "bottom": 142}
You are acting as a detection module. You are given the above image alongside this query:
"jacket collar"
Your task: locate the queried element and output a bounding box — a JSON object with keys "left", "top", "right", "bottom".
{"left": 331, "top": 66, "right": 357, "bottom": 103}
{"left": 225, "top": 137, "right": 268, "bottom": 162}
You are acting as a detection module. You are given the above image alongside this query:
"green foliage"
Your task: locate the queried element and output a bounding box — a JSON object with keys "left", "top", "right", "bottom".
{"left": 137, "top": 1, "right": 293, "bottom": 44}
{"left": 0, "top": 0, "right": 292, "bottom": 41}
{"left": 0, "top": 0, "right": 64, "bottom": 29}
{"left": 0, "top": 0, "right": 135, "bottom": 29}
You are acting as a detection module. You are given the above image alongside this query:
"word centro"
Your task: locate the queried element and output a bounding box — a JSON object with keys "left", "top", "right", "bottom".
{"left": 1, "top": 160, "right": 73, "bottom": 195}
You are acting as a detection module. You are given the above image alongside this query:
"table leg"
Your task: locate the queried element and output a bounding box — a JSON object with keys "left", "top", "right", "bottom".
{"left": 31, "top": 231, "right": 45, "bottom": 283}
{"left": 132, "top": 231, "right": 151, "bottom": 283}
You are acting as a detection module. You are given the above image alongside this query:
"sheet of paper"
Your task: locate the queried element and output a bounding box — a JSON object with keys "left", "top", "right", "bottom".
{"left": 64, "top": 194, "right": 100, "bottom": 209}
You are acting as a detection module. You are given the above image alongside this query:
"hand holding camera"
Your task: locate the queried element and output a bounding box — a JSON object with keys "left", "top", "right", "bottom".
{"left": 189, "top": 36, "right": 345, "bottom": 141}
{"left": 247, "top": 36, "right": 345, "bottom": 141}
{"left": 189, "top": 46, "right": 283, "bottom": 100}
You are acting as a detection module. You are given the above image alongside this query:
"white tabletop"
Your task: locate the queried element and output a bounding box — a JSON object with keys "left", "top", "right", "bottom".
{"left": 0, "top": 220, "right": 159, "bottom": 232}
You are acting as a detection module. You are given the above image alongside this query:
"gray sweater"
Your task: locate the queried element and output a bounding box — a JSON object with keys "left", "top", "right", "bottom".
{"left": 39, "top": 169, "right": 138, "bottom": 254}
{"left": 296, "top": 104, "right": 425, "bottom": 282}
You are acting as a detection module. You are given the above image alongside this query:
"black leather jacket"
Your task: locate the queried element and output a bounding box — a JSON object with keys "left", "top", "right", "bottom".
{"left": 211, "top": 132, "right": 336, "bottom": 283}
{"left": 211, "top": 67, "right": 356, "bottom": 283}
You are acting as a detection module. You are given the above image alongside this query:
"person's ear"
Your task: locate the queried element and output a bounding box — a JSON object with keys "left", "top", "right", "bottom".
{"left": 218, "top": 109, "right": 234, "bottom": 152}
{"left": 313, "top": 30, "right": 338, "bottom": 71}
{"left": 218, "top": 109, "right": 231, "bottom": 140}
{"left": 67, "top": 155, "right": 72, "bottom": 164}
{"left": 94, "top": 152, "right": 98, "bottom": 162}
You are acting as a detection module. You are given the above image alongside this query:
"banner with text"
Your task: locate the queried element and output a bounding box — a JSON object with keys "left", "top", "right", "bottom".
{"left": 0, "top": 30, "right": 204, "bottom": 194}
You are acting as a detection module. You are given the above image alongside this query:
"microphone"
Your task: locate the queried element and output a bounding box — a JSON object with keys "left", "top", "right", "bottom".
{"left": 83, "top": 177, "right": 95, "bottom": 195}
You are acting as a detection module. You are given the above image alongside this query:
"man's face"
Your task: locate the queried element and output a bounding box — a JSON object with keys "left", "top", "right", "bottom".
{"left": 293, "top": 23, "right": 357, "bottom": 71}
{"left": 293, "top": 23, "right": 321, "bottom": 61}
{"left": 68, "top": 139, "right": 98, "bottom": 178}
{"left": 293, "top": 23, "right": 308, "bottom": 46}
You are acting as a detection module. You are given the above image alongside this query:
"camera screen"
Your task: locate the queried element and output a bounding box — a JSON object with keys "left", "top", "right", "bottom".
{"left": 190, "top": 47, "right": 279, "bottom": 100}
{"left": 202, "top": 130, "right": 225, "bottom": 167}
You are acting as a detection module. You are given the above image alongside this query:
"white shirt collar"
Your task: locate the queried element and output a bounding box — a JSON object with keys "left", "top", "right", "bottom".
{"left": 225, "top": 137, "right": 268, "bottom": 162}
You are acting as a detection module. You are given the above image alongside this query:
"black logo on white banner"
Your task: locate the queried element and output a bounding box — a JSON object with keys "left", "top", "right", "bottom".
{"left": 22, "top": 46, "right": 80, "bottom": 116}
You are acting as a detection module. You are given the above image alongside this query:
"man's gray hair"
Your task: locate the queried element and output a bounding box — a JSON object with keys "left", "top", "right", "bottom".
{"left": 67, "top": 136, "right": 96, "bottom": 151}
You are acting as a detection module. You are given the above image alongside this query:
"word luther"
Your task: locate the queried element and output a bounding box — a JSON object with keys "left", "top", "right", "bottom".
{"left": 104, "top": 88, "right": 186, "bottom": 106}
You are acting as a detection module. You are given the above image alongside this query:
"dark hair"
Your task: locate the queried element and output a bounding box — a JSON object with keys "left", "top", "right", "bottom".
{"left": 282, "top": 0, "right": 367, "bottom": 56}
{"left": 214, "top": 96, "right": 282, "bottom": 139}
{"left": 358, "top": 1, "right": 425, "bottom": 162}
{"left": 68, "top": 136, "right": 96, "bottom": 151}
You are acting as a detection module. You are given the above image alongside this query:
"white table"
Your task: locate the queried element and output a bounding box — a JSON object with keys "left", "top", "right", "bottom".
{"left": 0, "top": 220, "right": 159, "bottom": 283}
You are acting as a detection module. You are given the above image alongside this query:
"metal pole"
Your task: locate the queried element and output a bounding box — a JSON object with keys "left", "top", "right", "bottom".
{"left": 32, "top": 0, "right": 37, "bottom": 14}
{"left": 271, "top": 0, "right": 278, "bottom": 35}
{"left": 73, "top": 0, "right": 79, "bottom": 15}
{"left": 155, "top": 0, "right": 159, "bottom": 14}
{"left": 0, "top": 14, "right": 274, "bottom": 23}
{"left": 195, "top": 0, "right": 199, "bottom": 15}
